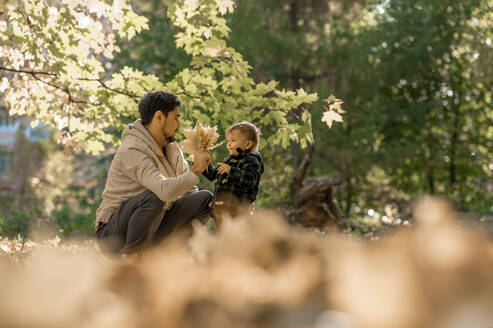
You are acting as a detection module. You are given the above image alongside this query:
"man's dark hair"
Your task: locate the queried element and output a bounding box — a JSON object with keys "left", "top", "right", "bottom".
{"left": 138, "top": 91, "right": 181, "bottom": 125}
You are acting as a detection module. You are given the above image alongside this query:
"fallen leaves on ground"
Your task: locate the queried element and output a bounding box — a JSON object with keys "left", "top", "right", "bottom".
{"left": 1, "top": 196, "right": 493, "bottom": 328}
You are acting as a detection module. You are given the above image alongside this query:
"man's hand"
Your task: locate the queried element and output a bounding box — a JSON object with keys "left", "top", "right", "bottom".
{"left": 191, "top": 150, "right": 211, "bottom": 176}
{"left": 217, "top": 163, "right": 231, "bottom": 175}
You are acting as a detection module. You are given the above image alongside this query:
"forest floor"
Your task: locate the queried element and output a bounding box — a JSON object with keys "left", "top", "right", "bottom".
{"left": 0, "top": 211, "right": 492, "bottom": 262}
{"left": 1, "top": 200, "right": 493, "bottom": 327}
{"left": 458, "top": 212, "right": 493, "bottom": 236}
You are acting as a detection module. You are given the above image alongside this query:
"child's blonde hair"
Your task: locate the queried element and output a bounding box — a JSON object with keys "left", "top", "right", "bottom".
{"left": 227, "top": 121, "right": 261, "bottom": 151}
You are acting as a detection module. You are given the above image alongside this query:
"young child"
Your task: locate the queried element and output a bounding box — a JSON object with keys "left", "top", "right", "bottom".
{"left": 203, "top": 121, "right": 264, "bottom": 228}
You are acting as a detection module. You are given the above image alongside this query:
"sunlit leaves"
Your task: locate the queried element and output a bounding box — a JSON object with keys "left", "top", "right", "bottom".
{"left": 86, "top": 139, "right": 105, "bottom": 155}
{"left": 217, "top": 0, "right": 235, "bottom": 15}
{"left": 163, "top": 0, "right": 321, "bottom": 150}
{"left": 1, "top": 0, "right": 322, "bottom": 155}
{"left": 0, "top": 77, "right": 9, "bottom": 93}
{"left": 0, "top": 0, "right": 150, "bottom": 152}
{"left": 0, "top": 21, "right": 7, "bottom": 33}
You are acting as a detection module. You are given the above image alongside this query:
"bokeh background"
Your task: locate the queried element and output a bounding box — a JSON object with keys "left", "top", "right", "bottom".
{"left": 0, "top": 0, "right": 492, "bottom": 238}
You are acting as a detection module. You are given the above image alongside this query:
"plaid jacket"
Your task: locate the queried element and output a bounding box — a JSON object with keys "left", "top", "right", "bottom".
{"left": 203, "top": 150, "right": 264, "bottom": 202}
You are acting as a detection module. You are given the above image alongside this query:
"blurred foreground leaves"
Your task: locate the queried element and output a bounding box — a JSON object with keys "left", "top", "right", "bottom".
{"left": 1, "top": 196, "right": 493, "bottom": 328}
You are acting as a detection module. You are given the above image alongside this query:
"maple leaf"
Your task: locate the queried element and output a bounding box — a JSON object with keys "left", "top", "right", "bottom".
{"left": 321, "top": 109, "right": 343, "bottom": 128}
{"left": 217, "top": 0, "right": 235, "bottom": 15}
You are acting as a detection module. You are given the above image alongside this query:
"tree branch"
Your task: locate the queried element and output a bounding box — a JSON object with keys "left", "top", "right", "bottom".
{"left": 0, "top": 66, "right": 56, "bottom": 76}
{"left": 30, "top": 75, "right": 87, "bottom": 104}
{"left": 0, "top": 66, "right": 88, "bottom": 104}
{"left": 290, "top": 145, "right": 315, "bottom": 201}
{"left": 175, "top": 90, "right": 202, "bottom": 99}
{"left": 173, "top": 73, "right": 208, "bottom": 100}
{"left": 78, "top": 77, "right": 140, "bottom": 99}
{"left": 0, "top": 65, "right": 140, "bottom": 102}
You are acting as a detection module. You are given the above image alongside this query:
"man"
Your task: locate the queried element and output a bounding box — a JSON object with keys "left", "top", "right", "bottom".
{"left": 95, "top": 91, "right": 212, "bottom": 261}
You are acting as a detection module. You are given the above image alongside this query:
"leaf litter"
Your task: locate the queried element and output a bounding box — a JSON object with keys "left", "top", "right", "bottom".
{"left": 0, "top": 196, "right": 493, "bottom": 327}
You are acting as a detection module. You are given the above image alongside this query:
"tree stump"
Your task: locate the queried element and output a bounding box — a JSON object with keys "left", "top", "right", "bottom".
{"left": 290, "top": 146, "right": 344, "bottom": 228}
{"left": 295, "top": 177, "right": 344, "bottom": 228}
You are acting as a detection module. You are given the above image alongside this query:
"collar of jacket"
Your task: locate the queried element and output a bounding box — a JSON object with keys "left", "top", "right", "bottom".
{"left": 229, "top": 149, "right": 261, "bottom": 160}
{"left": 121, "top": 119, "right": 184, "bottom": 176}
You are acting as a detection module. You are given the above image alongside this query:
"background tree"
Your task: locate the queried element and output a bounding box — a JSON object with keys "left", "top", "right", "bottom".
{"left": 363, "top": 0, "right": 493, "bottom": 213}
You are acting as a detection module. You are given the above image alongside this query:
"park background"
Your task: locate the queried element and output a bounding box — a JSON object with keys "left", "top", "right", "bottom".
{"left": 1, "top": 1, "right": 493, "bottom": 327}
{"left": 0, "top": 0, "right": 492, "bottom": 237}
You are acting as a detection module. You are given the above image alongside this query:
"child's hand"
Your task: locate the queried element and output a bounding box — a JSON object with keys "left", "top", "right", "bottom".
{"left": 217, "top": 163, "right": 231, "bottom": 174}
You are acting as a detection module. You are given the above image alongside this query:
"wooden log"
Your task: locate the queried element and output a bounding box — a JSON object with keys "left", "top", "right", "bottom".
{"left": 289, "top": 147, "right": 345, "bottom": 228}
{"left": 296, "top": 177, "right": 342, "bottom": 207}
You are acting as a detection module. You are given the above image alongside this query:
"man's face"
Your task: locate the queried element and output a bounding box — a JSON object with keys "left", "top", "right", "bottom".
{"left": 160, "top": 106, "right": 181, "bottom": 143}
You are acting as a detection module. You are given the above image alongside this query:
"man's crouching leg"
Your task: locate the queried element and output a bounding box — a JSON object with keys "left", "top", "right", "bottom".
{"left": 153, "top": 190, "right": 213, "bottom": 245}
{"left": 97, "top": 190, "right": 166, "bottom": 261}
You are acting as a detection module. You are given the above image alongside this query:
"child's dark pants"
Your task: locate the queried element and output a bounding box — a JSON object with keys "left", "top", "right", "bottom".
{"left": 212, "top": 192, "right": 251, "bottom": 229}
{"left": 97, "top": 189, "right": 213, "bottom": 259}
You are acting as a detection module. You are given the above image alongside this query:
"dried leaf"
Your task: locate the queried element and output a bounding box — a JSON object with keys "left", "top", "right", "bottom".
{"left": 180, "top": 122, "right": 223, "bottom": 161}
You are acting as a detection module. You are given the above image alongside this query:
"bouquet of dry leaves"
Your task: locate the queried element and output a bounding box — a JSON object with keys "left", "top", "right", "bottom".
{"left": 180, "top": 122, "right": 224, "bottom": 161}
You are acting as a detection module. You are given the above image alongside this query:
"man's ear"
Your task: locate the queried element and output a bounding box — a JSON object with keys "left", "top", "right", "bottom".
{"left": 154, "top": 110, "right": 164, "bottom": 121}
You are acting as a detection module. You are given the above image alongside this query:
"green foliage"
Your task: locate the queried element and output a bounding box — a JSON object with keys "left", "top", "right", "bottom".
{"left": 0, "top": 205, "right": 43, "bottom": 238}
{"left": 0, "top": 122, "right": 104, "bottom": 238}
{"left": 305, "top": 0, "right": 493, "bottom": 214}
{"left": 114, "top": 0, "right": 190, "bottom": 80}
{"left": 365, "top": 0, "right": 493, "bottom": 212}
{"left": 0, "top": 0, "right": 150, "bottom": 153}
{"left": 0, "top": 0, "right": 330, "bottom": 157}
{"left": 53, "top": 203, "right": 95, "bottom": 237}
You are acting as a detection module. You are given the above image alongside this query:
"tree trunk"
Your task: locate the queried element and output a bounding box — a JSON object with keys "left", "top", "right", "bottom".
{"left": 344, "top": 118, "right": 352, "bottom": 216}
{"left": 449, "top": 103, "right": 460, "bottom": 190}
{"left": 428, "top": 168, "right": 435, "bottom": 195}
{"left": 288, "top": 1, "right": 298, "bottom": 34}
{"left": 287, "top": 1, "right": 303, "bottom": 168}
{"left": 345, "top": 176, "right": 352, "bottom": 216}
{"left": 290, "top": 145, "right": 314, "bottom": 202}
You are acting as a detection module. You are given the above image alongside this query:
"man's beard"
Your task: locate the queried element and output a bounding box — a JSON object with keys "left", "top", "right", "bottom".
{"left": 164, "top": 129, "right": 176, "bottom": 143}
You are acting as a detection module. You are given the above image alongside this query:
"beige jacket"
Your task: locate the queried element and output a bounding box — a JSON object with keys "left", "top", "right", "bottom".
{"left": 95, "top": 119, "right": 198, "bottom": 228}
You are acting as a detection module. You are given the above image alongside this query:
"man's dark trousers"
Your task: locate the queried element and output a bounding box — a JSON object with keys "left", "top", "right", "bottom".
{"left": 97, "top": 189, "right": 213, "bottom": 259}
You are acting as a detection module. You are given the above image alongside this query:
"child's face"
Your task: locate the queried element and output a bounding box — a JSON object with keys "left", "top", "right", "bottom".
{"left": 226, "top": 129, "right": 253, "bottom": 156}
